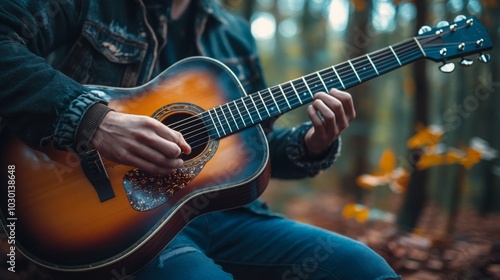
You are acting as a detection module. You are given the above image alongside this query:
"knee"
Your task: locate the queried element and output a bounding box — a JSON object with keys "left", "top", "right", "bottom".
{"left": 135, "top": 246, "right": 234, "bottom": 279}
{"left": 318, "top": 234, "right": 401, "bottom": 279}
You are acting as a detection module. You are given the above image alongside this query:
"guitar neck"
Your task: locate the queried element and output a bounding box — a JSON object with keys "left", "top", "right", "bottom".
{"left": 205, "top": 37, "right": 425, "bottom": 139}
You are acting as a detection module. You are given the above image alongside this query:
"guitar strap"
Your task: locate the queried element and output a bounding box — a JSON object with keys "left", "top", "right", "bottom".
{"left": 80, "top": 149, "right": 115, "bottom": 202}
{"left": 0, "top": 117, "right": 4, "bottom": 134}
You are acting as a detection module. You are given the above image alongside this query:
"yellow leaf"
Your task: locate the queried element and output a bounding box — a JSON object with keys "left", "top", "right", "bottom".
{"left": 342, "top": 203, "right": 370, "bottom": 223}
{"left": 417, "top": 154, "right": 443, "bottom": 170}
{"left": 445, "top": 149, "right": 463, "bottom": 163}
{"left": 356, "top": 174, "right": 388, "bottom": 189}
{"left": 389, "top": 168, "right": 410, "bottom": 193}
{"left": 341, "top": 203, "right": 356, "bottom": 218}
{"left": 407, "top": 126, "right": 443, "bottom": 149}
{"left": 417, "top": 150, "right": 462, "bottom": 170}
{"left": 355, "top": 208, "right": 370, "bottom": 223}
{"left": 379, "top": 149, "right": 396, "bottom": 174}
{"left": 460, "top": 148, "right": 482, "bottom": 169}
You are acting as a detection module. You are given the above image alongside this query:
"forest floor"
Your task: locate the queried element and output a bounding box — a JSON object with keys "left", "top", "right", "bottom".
{"left": 262, "top": 188, "right": 500, "bottom": 280}
{"left": 1, "top": 188, "right": 499, "bottom": 279}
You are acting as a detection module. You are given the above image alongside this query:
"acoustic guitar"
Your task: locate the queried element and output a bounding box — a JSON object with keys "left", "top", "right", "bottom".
{"left": 0, "top": 16, "right": 492, "bottom": 279}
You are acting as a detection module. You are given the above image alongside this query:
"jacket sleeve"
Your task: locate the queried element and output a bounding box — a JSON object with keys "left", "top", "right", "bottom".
{"left": 267, "top": 122, "right": 341, "bottom": 179}
{"left": 0, "top": 0, "right": 107, "bottom": 151}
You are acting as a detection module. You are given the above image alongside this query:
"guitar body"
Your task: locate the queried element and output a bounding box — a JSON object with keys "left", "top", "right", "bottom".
{"left": 0, "top": 57, "right": 270, "bottom": 279}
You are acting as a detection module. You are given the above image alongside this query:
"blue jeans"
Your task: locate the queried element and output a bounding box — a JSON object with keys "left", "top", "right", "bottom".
{"left": 135, "top": 201, "right": 401, "bottom": 280}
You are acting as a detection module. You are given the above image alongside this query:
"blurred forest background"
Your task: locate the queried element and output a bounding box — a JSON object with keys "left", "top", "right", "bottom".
{"left": 222, "top": 0, "right": 499, "bottom": 279}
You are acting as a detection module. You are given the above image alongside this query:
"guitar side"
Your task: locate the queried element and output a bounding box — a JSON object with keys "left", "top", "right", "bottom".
{"left": 0, "top": 57, "right": 270, "bottom": 278}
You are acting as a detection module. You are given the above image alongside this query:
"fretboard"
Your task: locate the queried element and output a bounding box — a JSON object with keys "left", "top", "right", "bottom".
{"left": 204, "top": 37, "right": 425, "bottom": 139}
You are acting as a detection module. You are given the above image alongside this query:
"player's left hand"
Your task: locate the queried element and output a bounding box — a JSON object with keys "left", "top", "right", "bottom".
{"left": 304, "top": 88, "right": 356, "bottom": 157}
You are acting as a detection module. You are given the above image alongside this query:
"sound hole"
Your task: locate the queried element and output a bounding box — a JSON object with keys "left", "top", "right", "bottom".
{"left": 161, "top": 112, "right": 209, "bottom": 161}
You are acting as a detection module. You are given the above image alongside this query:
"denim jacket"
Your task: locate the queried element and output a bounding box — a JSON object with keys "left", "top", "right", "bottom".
{"left": 0, "top": 0, "right": 339, "bottom": 179}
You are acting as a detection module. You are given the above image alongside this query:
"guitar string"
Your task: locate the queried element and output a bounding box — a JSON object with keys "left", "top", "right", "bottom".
{"left": 179, "top": 43, "right": 424, "bottom": 146}
{"left": 178, "top": 49, "right": 426, "bottom": 151}
{"left": 170, "top": 39, "right": 423, "bottom": 143}
{"left": 104, "top": 29, "right": 464, "bottom": 161}
{"left": 181, "top": 35, "right": 438, "bottom": 137}
{"left": 169, "top": 38, "right": 420, "bottom": 137}
{"left": 171, "top": 46, "right": 424, "bottom": 150}
{"left": 168, "top": 36, "right": 425, "bottom": 137}
{"left": 101, "top": 28, "right": 467, "bottom": 168}
{"left": 181, "top": 25, "right": 469, "bottom": 150}
{"left": 173, "top": 25, "right": 472, "bottom": 142}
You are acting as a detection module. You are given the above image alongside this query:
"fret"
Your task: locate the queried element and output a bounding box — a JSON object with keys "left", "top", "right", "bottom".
{"left": 226, "top": 103, "right": 239, "bottom": 130}
{"left": 248, "top": 95, "right": 262, "bottom": 121}
{"left": 268, "top": 88, "right": 282, "bottom": 113}
{"left": 366, "top": 54, "right": 379, "bottom": 75}
{"left": 316, "top": 72, "right": 328, "bottom": 92}
{"left": 371, "top": 48, "right": 401, "bottom": 74}
{"left": 258, "top": 93, "right": 271, "bottom": 117}
{"left": 222, "top": 105, "right": 232, "bottom": 133}
{"left": 233, "top": 100, "right": 246, "bottom": 126}
{"left": 278, "top": 84, "right": 291, "bottom": 109}
{"left": 350, "top": 56, "right": 378, "bottom": 82}
{"left": 281, "top": 82, "right": 301, "bottom": 108}
{"left": 290, "top": 80, "right": 303, "bottom": 105}
{"left": 216, "top": 105, "right": 230, "bottom": 135}
{"left": 241, "top": 97, "right": 255, "bottom": 124}
{"left": 331, "top": 66, "right": 345, "bottom": 89}
{"left": 208, "top": 109, "right": 221, "bottom": 138}
{"left": 348, "top": 60, "right": 361, "bottom": 82}
{"left": 389, "top": 46, "right": 402, "bottom": 66}
{"left": 317, "top": 68, "right": 334, "bottom": 90}
{"left": 203, "top": 38, "right": 425, "bottom": 139}
{"left": 301, "top": 77, "right": 314, "bottom": 98}
{"left": 413, "top": 37, "right": 426, "bottom": 57}
{"left": 245, "top": 96, "right": 261, "bottom": 123}
{"left": 393, "top": 40, "right": 422, "bottom": 65}
{"left": 334, "top": 63, "right": 360, "bottom": 88}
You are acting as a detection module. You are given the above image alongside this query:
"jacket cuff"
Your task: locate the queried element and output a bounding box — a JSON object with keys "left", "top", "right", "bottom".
{"left": 285, "top": 122, "right": 341, "bottom": 177}
{"left": 53, "top": 91, "right": 110, "bottom": 152}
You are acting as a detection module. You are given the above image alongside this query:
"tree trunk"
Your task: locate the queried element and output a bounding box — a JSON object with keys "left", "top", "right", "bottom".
{"left": 396, "top": 0, "right": 429, "bottom": 232}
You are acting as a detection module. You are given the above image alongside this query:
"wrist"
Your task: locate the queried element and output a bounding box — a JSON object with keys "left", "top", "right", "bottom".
{"left": 304, "top": 128, "right": 334, "bottom": 158}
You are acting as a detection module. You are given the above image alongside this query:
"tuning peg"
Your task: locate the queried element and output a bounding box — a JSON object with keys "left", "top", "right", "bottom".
{"left": 418, "top": 25, "right": 432, "bottom": 35}
{"left": 460, "top": 58, "right": 474, "bottom": 67}
{"left": 454, "top": 15, "right": 467, "bottom": 22}
{"left": 436, "top": 21, "right": 449, "bottom": 28}
{"left": 439, "top": 62, "right": 455, "bottom": 73}
{"left": 478, "top": 53, "right": 491, "bottom": 63}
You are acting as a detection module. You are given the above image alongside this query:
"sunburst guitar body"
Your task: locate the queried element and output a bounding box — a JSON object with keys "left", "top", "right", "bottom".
{"left": 0, "top": 57, "right": 270, "bottom": 279}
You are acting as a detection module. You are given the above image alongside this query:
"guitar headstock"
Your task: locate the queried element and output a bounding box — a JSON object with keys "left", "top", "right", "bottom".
{"left": 416, "top": 15, "right": 493, "bottom": 73}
